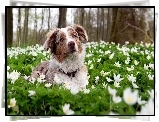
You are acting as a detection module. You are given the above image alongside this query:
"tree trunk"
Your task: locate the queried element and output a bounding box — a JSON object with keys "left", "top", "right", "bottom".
{"left": 102, "top": 8, "right": 105, "bottom": 41}
{"left": 48, "top": 8, "right": 51, "bottom": 30}
{"left": 88, "top": 8, "right": 91, "bottom": 41}
{"left": 7, "top": 8, "right": 13, "bottom": 47}
{"left": 106, "top": 8, "right": 111, "bottom": 42}
{"left": 34, "top": 8, "right": 37, "bottom": 43}
{"left": 17, "top": 8, "right": 21, "bottom": 47}
{"left": 110, "top": 8, "right": 119, "bottom": 43}
{"left": 38, "top": 8, "right": 45, "bottom": 43}
{"left": 23, "top": 8, "right": 29, "bottom": 46}
{"left": 58, "top": 8, "right": 67, "bottom": 28}
{"left": 80, "top": 8, "right": 85, "bottom": 26}
{"left": 97, "top": 8, "right": 99, "bottom": 41}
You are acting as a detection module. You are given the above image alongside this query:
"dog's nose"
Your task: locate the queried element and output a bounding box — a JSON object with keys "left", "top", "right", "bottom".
{"left": 68, "top": 41, "right": 76, "bottom": 52}
{"left": 68, "top": 41, "right": 75, "bottom": 48}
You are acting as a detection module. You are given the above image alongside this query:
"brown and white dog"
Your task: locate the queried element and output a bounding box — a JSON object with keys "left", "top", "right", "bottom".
{"left": 29, "top": 24, "right": 89, "bottom": 93}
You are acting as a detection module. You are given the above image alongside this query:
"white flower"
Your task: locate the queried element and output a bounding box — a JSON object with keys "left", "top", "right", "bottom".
{"left": 134, "top": 60, "right": 139, "bottom": 65}
{"left": 97, "top": 58, "right": 101, "bottom": 62}
{"left": 45, "top": 83, "right": 52, "bottom": 88}
{"left": 109, "top": 53, "right": 114, "bottom": 59}
{"left": 148, "top": 74, "right": 154, "bottom": 80}
{"left": 95, "top": 76, "right": 99, "bottom": 81}
{"left": 125, "top": 57, "right": 130, "bottom": 64}
{"left": 114, "top": 61, "right": 121, "bottom": 67}
{"left": 140, "top": 51, "right": 144, "bottom": 55}
{"left": 145, "top": 43, "right": 151, "bottom": 48}
{"left": 103, "top": 72, "right": 110, "bottom": 76}
{"left": 54, "top": 74, "right": 62, "bottom": 84}
{"left": 105, "top": 50, "right": 111, "bottom": 55}
{"left": 100, "top": 70, "right": 110, "bottom": 77}
{"left": 40, "top": 74, "right": 45, "bottom": 80}
{"left": 125, "top": 41, "right": 129, "bottom": 45}
{"left": 149, "top": 63, "right": 154, "bottom": 70}
{"left": 102, "top": 82, "right": 107, "bottom": 88}
{"left": 29, "top": 77, "right": 36, "bottom": 84}
{"left": 37, "top": 77, "right": 45, "bottom": 83}
{"left": 112, "top": 95, "right": 122, "bottom": 104}
{"left": 114, "top": 74, "right": 124, "bottom": 83}
{"left": 89, "top": 64, "right": 94, "bottom": 69}
{"left": 139, "top": 98, "right": 154, "bottom": 115}
{"left": 127, "top": 67, "right": 132, "bottom": 71}
{"left": 123, "top": 51, "right": 130, "bottom": 56}
{"left": 108, "top": 86, "right": 117, "bottom": 96}
{"left": 28, "top": 90, "right": 36, "bottom": 96}
{"left": 70, "top": 87, "right": 79, "bottom": 95}
{"left": 32, "top": 51, "right": 37, "bottom": 56}
{"left": 132, "top": 82, "right": 139, "bottom": 88}
{"left": 83, "top": 89, "right": 90, "bottom": 94}
{"left": 123, "top": 87, "right": 138, "bottom": 105}
{"left": 146, "top": 55, "right": 151, "bottom": 60}
{"left": 62, "top": 103, "right": 74, "bottom": 115}
{"left": 9, "top": 70, "right": 20, "bottom": 84}
{"left": 88, "top": 60, "right": 92, "bottom": 65}
{"left": 114, "top": 81, "right": 120, "bottom": 88}
{"left": 130, "top": 65, "right": 134, "bottom": 70}
{"left": 86, "top": 75, "right": 90, "bottom": 80}
{"left": 127, "top": 74, "right": 136, "bottom": 83}
{"left": 125, "top": 60, "right": 129, "bottom": 64}
{"left": 148, "top": 89, "right": 154, "bottom": 99}
{"left": 24, "top": 75, "right": 29, "bottom": 80}
{"left": 7, "top": 66, "right": 10, "bottom": 70}
{"left": 86, "top": 54, "right": 93, "bottom": 58}
{"left": 91, "top": 85, "right": 95, "bottom": 89}
{"left": 106, "top": 77, "right": 113, "bottom": 82}
{"left": 131, "top": 47, "right": 138, "bottom": 53}
{"left": 138, "top": 96, "right": 147, "bottom": 105}
{"left": 43, "top": 51, "right": 47, "bottom": 56}
{"left": 144, "top": 64, "right": 149, "bottom": 70}
{"left": 41, "top": 59, "right": 43, "bottom": 63}
{"left": 8, "top": 98, "right": 16, "bottom": 108}
{"left": 95, "top": 76, "right": 99, "bottom": 84}
{"left": 100, "top": 70, "right": 104, "bottom": 76}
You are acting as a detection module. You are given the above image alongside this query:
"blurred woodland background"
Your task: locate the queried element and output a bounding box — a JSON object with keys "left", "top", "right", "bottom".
{"left": 7, "top": 7, "right": 154, "bottom": 48}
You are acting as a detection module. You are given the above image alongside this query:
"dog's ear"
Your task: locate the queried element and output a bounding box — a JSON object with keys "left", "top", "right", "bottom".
{"left": 71, "top": 24, "right": 88, "bottom": 42}
{"left": 43, "top": 28, "right": 59, "bottom": 54}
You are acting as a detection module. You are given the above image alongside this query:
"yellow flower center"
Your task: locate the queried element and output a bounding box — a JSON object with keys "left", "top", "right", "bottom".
{"left": 10, "top": 101, "right": 15, "bottom": 107}
{"left": 126, "top": 97, "right": 133, "bottom": 103}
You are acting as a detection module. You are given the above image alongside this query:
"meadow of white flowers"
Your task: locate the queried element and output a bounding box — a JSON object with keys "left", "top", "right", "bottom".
{"left": 7, "top": 41, "right": 154, "bottom": 117}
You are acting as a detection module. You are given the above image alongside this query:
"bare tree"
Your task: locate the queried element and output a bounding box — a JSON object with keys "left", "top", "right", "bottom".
{"left": 80, "top": 8, "right": 85, "bottom": 26}
{"left": 17, "top": 8, "right": 21, "bottom": 46}
{"left": 106, "top": 8, "right": 111, "bottom": 42}
{"left": 33, "top": 8, "right": 37, "bottom": 42}
{"left": 48, "top": 8, "right": 51, "bottom": 30}
{"left": 58, "top": 8, "right": 67, "bottom": 28}
{"left": 101, "top": 8, "right": 105, "bottom": 40}
{"left": 23, "top": 8, "right": 29, "bottom": 45}
{"left": 7, "top": 8, "right": 13, "bottom": 47}
{"left": 97, "top": 8, "right": 100, "bottom": 41}
{"left": 110, "top": 8, "right": 119, "bottom": 43}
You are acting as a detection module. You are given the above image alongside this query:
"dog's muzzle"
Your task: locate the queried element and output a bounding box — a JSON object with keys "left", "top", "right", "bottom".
{"left": 68, "top": 41, "right": 76, "bottom": 53}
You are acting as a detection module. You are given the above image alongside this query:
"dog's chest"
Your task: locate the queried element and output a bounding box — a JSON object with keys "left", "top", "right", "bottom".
{"left": 56, "top": 70, "right": 88, "bottom": 90}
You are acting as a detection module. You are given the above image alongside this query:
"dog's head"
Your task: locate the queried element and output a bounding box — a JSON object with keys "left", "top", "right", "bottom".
{"left": 43, "top": 24, "right": 88, "bottom": 62}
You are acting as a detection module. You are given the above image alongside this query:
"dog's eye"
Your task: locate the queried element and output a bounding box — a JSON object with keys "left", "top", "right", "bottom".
{"left": 60, "top": 38, "right": 64, "bottom": 42}
{"left": 72, "top": 34, "right": 77, "bottom": 38}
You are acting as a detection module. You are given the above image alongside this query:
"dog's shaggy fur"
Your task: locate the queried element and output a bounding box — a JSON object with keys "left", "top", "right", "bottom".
{"left": 29, "top": 24, "right": 89, "bottom": 93}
